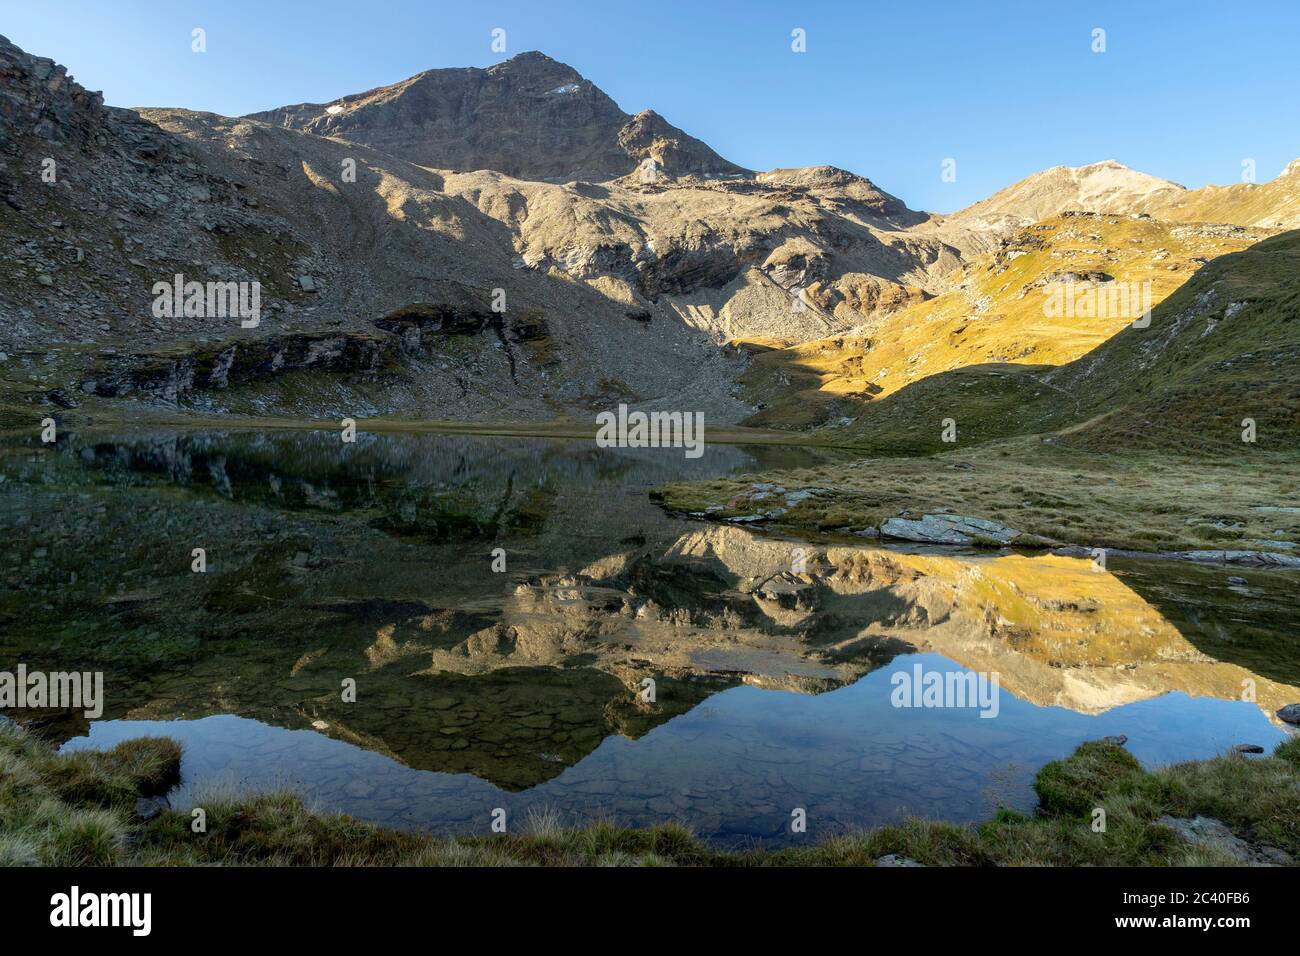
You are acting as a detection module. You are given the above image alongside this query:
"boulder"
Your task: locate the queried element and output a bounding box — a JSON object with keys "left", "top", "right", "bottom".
{"left": 1157, "top": 815, "right": 1288, "bottom": 866}
{"left": 880, "top": 513, "right": 1022, "bottom": 545}
{"left": 133, "top": 795, "right": 169, "bottom": 821}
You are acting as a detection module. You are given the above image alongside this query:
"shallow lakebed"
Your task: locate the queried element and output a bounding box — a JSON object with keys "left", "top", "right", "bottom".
{"left": 2, "top": 429, "right": 1297, "bottom": 847}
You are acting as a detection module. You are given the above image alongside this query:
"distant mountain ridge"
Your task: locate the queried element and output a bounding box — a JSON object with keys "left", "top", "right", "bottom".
{"left": 948, "top": 160, "right": 1186, "bottom": 229}
{"left": 1144, "top": 158, "right": 1300, "bottom": 229}
{"left": 950, "top": 158, "right": 1300, "bottom": 231}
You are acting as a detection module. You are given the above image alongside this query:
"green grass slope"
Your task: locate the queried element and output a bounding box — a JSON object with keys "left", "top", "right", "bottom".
{"left": 1048, "top": 230, "right": 1300, "bottom": 454}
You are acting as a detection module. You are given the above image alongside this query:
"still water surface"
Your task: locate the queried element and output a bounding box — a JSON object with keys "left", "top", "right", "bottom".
{"left": 3, "top": 430, "right": 1296, "bottom": 846}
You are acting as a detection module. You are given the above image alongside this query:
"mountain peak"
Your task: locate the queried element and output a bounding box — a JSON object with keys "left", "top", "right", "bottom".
{"left": 248, "top": 54, "right": 743, "bottom": 182}
{"left": 483, "top": 50, "right": 578, "bottom": 80}
{"left": 503, "top": 50, "right": 556, "bottom": 62}
{"left": 493, "top": 50, "right": 562, "bottom": 68}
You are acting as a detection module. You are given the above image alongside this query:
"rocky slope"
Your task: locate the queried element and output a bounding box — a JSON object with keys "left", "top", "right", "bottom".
{"left": 245, "top": 53, "right": 964, "bottom": 346}
{"left": 0, "top": 36, "right": 753, "bottom": 423}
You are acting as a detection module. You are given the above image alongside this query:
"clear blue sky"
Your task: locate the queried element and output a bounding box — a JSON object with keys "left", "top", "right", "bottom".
{"left": 4, "top": 0, "right": 1297, "bottom": 212}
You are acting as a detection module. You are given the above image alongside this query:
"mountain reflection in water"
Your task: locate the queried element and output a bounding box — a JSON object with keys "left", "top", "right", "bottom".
{"left": 3, "top": 430, "right": 1298, "bottom": 846}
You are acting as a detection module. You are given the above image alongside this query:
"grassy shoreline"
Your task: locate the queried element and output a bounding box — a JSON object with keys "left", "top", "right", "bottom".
{"left": 654, "top": 437, "right": 1300, "bottom": 557}
{"left": 0, "top": 405, "right": 845, "bottom": 449}
{"left": 9, "top": 408, "right": 1299, "bottom": 567}
{"left": 2, "top": 720, "right": 1296, "bottom": 866}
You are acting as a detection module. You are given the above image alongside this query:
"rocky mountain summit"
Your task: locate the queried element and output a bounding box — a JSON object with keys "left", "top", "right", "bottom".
{"left": 0, "top": 35, "right": 761, "bottom": 423}
{"left": 249, "top": 52, "right": 747, "bottom": 183}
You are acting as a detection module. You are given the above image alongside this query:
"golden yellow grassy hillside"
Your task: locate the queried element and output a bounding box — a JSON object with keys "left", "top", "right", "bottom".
{"left": 742, "top": 213, "right": 1269, "bottom": 428}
